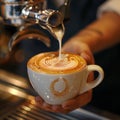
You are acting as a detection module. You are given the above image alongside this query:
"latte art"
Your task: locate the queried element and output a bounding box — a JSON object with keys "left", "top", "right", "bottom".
{"left": 28, "top": 52, "right": 86, "bottom": 74}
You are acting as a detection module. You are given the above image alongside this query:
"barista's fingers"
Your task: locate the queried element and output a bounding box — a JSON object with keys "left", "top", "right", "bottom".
{"left": 35, "top": 96, "right": 52, "bottom": 111}
{"left": 35, "top": 96, "right": 44, "bottom": 104}
{"left": 52, "top": 105, "right": 72, "bottom": 114}
{"left": 62, "top": 90, "right": 92, "bottom": 110}
{"left": 81, "top": 52, "right": 90, "bottom": 64}
{"left": 52, "top": 105, "right": 61, "bottom": 110}
{"left": 80, "top": 51, "right": 94, "bottom": 65}
{"left": 35, "top": 97, "right": 68, "bottom": 113}
{"left": 52, "top": 105, "right": 69, "bottom": 113}
{"left": 42, "top": 102, "right": 52, "bottom": 110}
{"left": 52, "top": 105, "right": 64, "bottom": 113}
{"left": 35, "top": 97, "right": 79, "bottom": 113}
{"left": 41, "top": 104, "right": 68, "bottom": 113}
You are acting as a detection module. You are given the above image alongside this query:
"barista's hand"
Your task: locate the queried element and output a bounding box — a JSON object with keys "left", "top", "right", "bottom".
{"left": 62, "top": 36, "right": 95, "bottom": 65}
{"left": 35, "top": 90, "right": 92, "bottom": 114}
{"left": 35, "top": 35, "right": 95, "bottom": 114}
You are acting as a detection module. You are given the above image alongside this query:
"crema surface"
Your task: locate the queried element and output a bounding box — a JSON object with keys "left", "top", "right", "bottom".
{"left": 27, "top": 52, "right": 86, "bottom": 74}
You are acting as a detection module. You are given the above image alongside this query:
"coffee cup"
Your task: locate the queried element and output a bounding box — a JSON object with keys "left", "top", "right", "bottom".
{"left": 27, "top": 52, "right": 104, "bottom": 105}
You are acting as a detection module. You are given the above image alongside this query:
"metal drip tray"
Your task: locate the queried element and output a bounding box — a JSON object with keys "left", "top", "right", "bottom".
{"left": 0, "top": 98, "right": 108, "bottom": 120}
{"left": 0, "top": 69, "right": 110, "bottom": 120}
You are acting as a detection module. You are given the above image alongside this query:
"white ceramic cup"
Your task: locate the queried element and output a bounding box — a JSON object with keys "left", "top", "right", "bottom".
{"left": 27, "top": 52, "right": 104, "bottom": 105}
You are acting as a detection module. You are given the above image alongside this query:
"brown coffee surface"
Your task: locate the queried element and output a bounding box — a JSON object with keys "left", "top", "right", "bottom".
{"left": 27, "top": 52, "right": 86, "bottom": 74}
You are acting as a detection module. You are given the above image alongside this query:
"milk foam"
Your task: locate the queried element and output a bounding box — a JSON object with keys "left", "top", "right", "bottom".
{"left": 28, "top": 52, "right": 86, "bottom": 74}
{"left": 39, "top": 54, "right": 78, "bottom": 71}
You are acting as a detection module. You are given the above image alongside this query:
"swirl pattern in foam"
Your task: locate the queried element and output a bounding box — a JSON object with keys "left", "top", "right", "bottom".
{"left": 27, "top": 52, "right": 86, "bottom": 74}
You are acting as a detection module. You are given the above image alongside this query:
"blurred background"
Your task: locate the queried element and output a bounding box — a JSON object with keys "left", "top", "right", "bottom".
{"left": 0, "top": 0, "right": 120, "bottom": 119}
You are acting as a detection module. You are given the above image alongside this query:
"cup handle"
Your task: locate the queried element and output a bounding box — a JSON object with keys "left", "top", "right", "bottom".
{"left": 79, "top": 65, "right": 104, "bottom": 94}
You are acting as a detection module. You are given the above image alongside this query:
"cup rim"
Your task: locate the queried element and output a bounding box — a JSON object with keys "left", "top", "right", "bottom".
{"left": 27, "top": 52, "right": 87, "bottom": 75}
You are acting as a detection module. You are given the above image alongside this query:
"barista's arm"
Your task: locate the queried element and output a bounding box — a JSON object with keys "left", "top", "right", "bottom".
{"left": 73, "top": 12, "right": 120, "bottom": 53}
{"left": 74, "top": 0, "right": 120, "bottom": 53}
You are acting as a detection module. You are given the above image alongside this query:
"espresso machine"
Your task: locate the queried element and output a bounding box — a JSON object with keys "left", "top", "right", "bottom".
{"left": 0, "top": 0, "right": 71, "bottom": 64}
{"left": 0, "top": 0, "right": 112, "bottom": 119}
